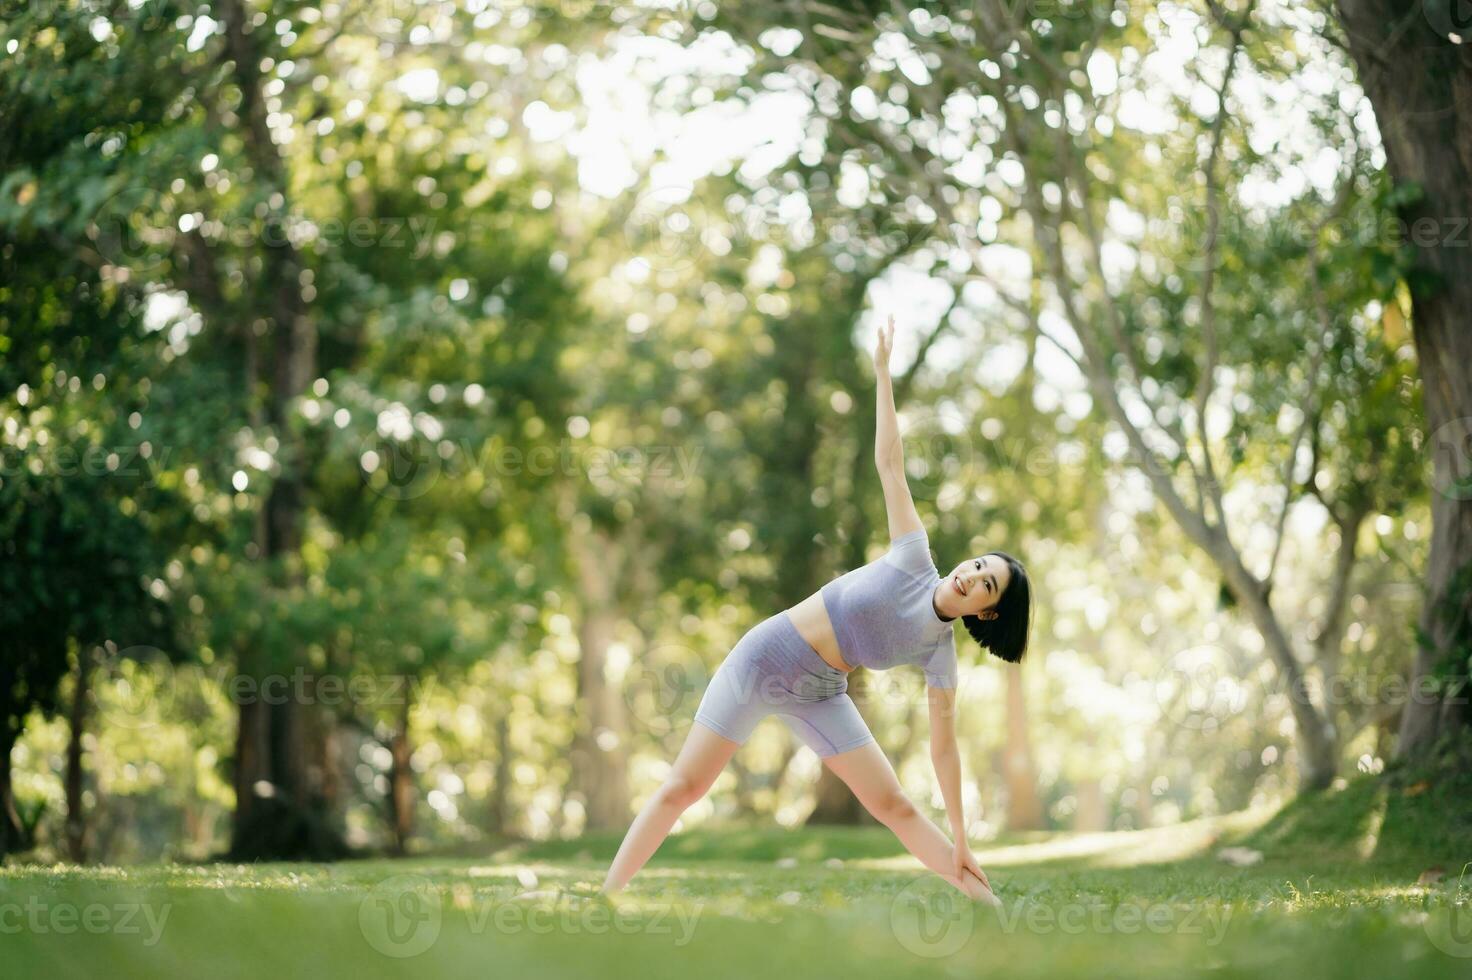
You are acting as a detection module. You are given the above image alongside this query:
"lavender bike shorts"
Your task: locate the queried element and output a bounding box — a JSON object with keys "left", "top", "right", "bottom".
{"left": 693, "top": 611, "right": 876, "bottom": 758}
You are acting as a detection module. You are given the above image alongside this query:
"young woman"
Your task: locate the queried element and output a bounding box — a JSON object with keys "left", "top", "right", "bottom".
{"left": 600, "top": 315, "right": 1033, "bottom": 902}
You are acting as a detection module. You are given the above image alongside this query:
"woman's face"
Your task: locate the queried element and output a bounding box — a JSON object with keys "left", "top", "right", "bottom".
{"left": 941, "top": 553, "right": 1011, "bottom": 619}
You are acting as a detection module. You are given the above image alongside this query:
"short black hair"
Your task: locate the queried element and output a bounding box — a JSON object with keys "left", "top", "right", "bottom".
{"left": 961, "top": 551, "right": 1031, "bottom": 663}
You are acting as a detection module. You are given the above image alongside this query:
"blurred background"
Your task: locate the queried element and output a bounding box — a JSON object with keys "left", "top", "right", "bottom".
{"left": 0, "top": 0, "right": 1464, "bottom": 866}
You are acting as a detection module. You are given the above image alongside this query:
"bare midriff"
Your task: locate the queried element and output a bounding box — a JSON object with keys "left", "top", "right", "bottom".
{"left": 785, "top": 592, "right": 854, "bottom": 673}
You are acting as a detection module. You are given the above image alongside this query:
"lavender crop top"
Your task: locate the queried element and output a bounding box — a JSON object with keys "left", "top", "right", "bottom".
{"left": 819, "top": 528, "right": 958, "bottom": 688}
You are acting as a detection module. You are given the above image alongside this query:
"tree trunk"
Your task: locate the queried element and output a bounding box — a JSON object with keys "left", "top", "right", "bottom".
{"left": 215, "top": 0, "right": 340, "bottom": 860}
{"left": 64, "top": 648, "right": 91, "bottom": 863}
{"left": 183, "top": 800, "right": 218, "bottom": 858}
{"left": 567, "top": 522, "right": 631, "bottom": 831}
{"left": 1220, "top": 551, "right": 1340, "bottom": 789}
{"left": 1332, "top": 2, "right": 1472, "bottom": 760}
{"left": 1003, "top": 321, "right": 1046, "bottom": 832}
{"left": 230, "top": 664, "right": 343, "bottom": 859}
{"left": 388, "top": 695, "right": 414, "bottom": 856}
{"left": 727, "top": 755, "right": 763, "bottom": 816}
{"left": 1134, "top": 777, "right": 1154, "bottom": 829}
{"left": 320, "top": 712, "right": 342, "bottom": 822}
{"left": 1002, "top": 664, "right": 1045, "bottom": 831}
{"left": 231, "top": 687, "right": 267, "bottom": 841}
{"left": 1073, "top": 778, "right": 1108, "bottom": 833}
{"left": 0, "top": 726, "right": 23, "bottom": 857}
{"left": 489, "top": 709, "right": 513, "bottom": 837}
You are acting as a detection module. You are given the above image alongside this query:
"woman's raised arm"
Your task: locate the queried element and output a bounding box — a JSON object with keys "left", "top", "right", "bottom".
{"left": 873, "top": 315, "right": 923, "bottom": 541}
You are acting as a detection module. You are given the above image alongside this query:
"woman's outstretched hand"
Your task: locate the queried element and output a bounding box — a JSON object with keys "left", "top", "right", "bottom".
{"left": 873, "top": 314, "right": 895, "bottom": 378}
{"left": 954, "top": 839, "right": 991, "bottom": 893}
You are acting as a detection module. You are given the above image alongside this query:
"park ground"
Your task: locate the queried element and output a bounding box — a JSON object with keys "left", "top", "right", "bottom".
{"left": 2, "top": 772, "right": 1470, "bottom": 979}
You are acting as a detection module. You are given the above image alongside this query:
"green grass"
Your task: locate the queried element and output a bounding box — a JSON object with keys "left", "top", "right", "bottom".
{"left": 3, "top": 773, "right": 1470, "bottom": 979}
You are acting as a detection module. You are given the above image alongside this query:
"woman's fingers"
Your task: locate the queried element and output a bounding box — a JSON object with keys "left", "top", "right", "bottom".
{"left": 874, "top": 317, "right": 894, "bottom": 368}
{"left": 960, "top": 850, "right": 989, "bottom": 887}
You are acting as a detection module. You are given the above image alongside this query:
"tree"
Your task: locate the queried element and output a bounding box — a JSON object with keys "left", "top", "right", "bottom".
{"left": 0, "top": 88, "right": 175, "bottom": 856}
{"left": 702, "top": 0, "right": 1418, "bottom": 790}
{"left": 1332, "top": 0, "right": 1472, "bottom": 763}
{"left": 0, "top": 464, "right": 167, "bottom": 858}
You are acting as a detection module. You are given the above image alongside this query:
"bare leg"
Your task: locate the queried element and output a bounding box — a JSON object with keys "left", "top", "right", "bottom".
{"left": 601, "top": 722, "right": 741, "bottom": 893}
{"left": 822, "top": 740, "right": 995, "bottom": 901}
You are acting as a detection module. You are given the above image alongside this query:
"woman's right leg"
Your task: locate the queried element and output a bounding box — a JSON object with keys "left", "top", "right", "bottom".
{"left": 822, "top": 740, "right": 995, "bottom": 902}
{"left": 600, "top": 721, "right": 740, "bottom": 893}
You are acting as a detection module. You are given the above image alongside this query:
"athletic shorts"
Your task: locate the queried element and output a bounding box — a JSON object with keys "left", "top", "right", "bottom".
{"left": 693, "top": 611, "right": 876, "bottom": 758}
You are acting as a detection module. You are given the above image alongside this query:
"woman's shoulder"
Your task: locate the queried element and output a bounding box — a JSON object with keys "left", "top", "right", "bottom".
{"left": 882, "top": 527, "right": 937, "bottom": 579}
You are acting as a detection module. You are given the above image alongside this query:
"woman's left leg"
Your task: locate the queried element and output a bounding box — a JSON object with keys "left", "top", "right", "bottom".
{"left": 600, "top": 721, "right": 741, "bottom": 893}
{"left": 822, "top": 740, "right": 994, "bottom": 901}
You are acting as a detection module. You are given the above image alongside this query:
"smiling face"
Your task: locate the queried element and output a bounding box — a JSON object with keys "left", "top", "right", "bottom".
{"left": 941, "top": 553, "right": 1012, "bottom": 620}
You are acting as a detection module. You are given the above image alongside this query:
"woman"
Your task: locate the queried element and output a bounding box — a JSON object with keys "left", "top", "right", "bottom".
{"left": 600, "top": 315, "right": 1033, "bottom": 903}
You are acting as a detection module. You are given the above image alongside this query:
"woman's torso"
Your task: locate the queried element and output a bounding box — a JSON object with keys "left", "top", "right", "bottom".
{"left": 786, "top": 592, "right": 849, "bottom": 671}
{"left": 783, "top": 529, "right": 956, "bottom": 685}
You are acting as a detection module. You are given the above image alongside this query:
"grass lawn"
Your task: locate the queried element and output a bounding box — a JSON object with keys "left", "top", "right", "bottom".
{"left": 2, "top": 774, "right": 1469, "bottom": 978}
